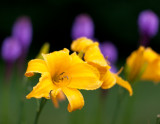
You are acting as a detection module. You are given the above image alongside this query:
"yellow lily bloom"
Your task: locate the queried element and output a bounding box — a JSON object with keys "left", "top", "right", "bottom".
{"left": 127, "top": 46, "right": 160, "bottom": 83}
{"left": 35, "top": 42, "right": 66, "bottom": 107}
{"left": 25, "top": 48, "right": 102, "bottom": 112}
{"left": 71, "top": 37, "right": 133, "bottom": 96}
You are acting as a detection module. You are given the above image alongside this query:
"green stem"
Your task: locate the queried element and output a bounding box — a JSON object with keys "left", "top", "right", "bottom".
{"left": 95, "top": 89, "right": 108, "bottom": 124}
{"left": 78, "top": 51, "right": 84, "bottom": 59}
{"left": 96, "top": 96, "right": 105, "bottom": 124}
{"left": 17, "top": 77, "right": 28, "bottom": 124}
{"left": 121, "top": 91, "right": 135, "bottom": 124}
{"left": 34, "top": 98, "right": 47, "bottom": 124}
{"left": 111, "top": 87, "right": 127, "bottom": 124}
{"left": 121, "top": 82, "right": 136, "bottom": 124}
{"left": 2, "top": 85, "right": 10, "bottom": 124}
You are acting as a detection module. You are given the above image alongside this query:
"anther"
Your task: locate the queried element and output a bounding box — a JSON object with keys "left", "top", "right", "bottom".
{"left": 59, "top": 72, "right": 65, "bottom": 75}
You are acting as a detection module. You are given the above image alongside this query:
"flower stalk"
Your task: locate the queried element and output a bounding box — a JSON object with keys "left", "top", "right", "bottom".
{"left": 34, "top": 98, "right": 47, "bottom": 124}
{"left": 111, "top": 87, "right": 127, "bottom": 124}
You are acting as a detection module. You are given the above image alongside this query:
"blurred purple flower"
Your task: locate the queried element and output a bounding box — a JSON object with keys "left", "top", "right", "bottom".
{"left": 1, "top": 37, "right": 22, "bottom": 63}
{"left": 12, "top": 16, "right": 32, "bottom": 50}
{"left": 138, "top": 10, "right": 159, "bottom": 38}
{"left": 71, "top": 14, "right": 94, "bottom": 40}
{"left": 99, "top": 41, "right": 118, "bottom": 64}
{"left": 110, "top": 64, "right": 118, "bottom": 73}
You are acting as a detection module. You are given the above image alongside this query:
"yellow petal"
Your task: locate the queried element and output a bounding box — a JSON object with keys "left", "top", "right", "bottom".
{"left": 67, "top": 53, "right": 102, "bottom": 90}
{"left": 115, "top": 74, "right": 133, "bottom": 96}
{"left": 50, "top": 90, "right": 66, "bottom": 108}
{"left": 42, "top": 48, "right": 71, "bottom": 77}
{"left": 36, "top": 42, "right": 50, "bottom": 59}
{"left": 70, "top": 52, "right": 84, "bottom": 64}
{"left": 141, "top": 58, "right": 160, "bottom": 82}
{"left": 26, "top": 72, "right": 57, "bottom": 99}
{"left": 126, "top": 46, "right": 145, "bottom": 81}
{"left": 51, "top": 96, "right": 59, "bottom": 108}
{"left": 71, "top": 37, "right": 94, "bottom": 52}
{"left": 57, "top": 90, "right": 66, "bottom": 101}
{"left": 50, "top": 88, "right": 61, "bottom": 108}
{"left": 25, "top": 59, "right": 48, "bottom": 77}
{"left": 101, "top": 70, "right": 116, "bottom": 89}
{"left": 84, "top": 42, "right": 110, "bottom": 70}
{"left": 71, "top": 37, "right": 110, "bottom": 75}
{"left": 62, "top": 87, "right": 84, "bottom": 112}
{"left": 126, "top": 46, "right": 145, "bottom": 67}
{"left": 143, "top": 47, "right": 159, "bottom": 63}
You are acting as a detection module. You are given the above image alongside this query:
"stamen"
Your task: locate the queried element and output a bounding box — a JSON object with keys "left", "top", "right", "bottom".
{"left": 53, "top": 72, "right": 69, "bottom": 83}
{"left": 59, "top": 76, "right": 69, "bottom": 81}
{"left": 59, "top": 72, "right": 65, "bottom": 75}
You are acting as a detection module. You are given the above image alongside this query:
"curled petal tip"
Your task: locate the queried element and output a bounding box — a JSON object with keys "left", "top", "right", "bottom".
{"left": 25, "top": 72, "right": 34, "bottom": 77}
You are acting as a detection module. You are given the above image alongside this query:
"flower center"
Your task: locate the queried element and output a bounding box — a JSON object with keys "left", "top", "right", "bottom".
{"left": 53, "top": 72, "right": 71, "bottom": 86}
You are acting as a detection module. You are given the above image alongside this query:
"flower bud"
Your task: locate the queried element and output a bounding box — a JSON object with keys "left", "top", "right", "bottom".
{"left": 36, "top": 42, "right": 50, "bottom": 59}
{"left": 71, "top": 14, "right": 94, "bottom": 40}
{"left": 12, "top": 16, "right": 32, "bottom": 50}
{"left": 1, "top": 37, "right": 22, "bottom": 63}
{"left": 138, "top": 10, "right": 159, "bottom": 38}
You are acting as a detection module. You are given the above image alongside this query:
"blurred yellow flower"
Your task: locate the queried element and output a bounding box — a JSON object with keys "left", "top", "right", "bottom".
{"left": 25, "top": 48, "right": 102, "bottom": 112}
{"left": 71, "top": 37, "right": 133, "bottom": 96}
{"left": 126, "top": 46, "right": 160, "bottom": 83}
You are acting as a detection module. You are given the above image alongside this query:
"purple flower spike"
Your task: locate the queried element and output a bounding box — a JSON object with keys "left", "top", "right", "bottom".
{"left": 110, "top": 64, "right": 118, "bottom": 73}
{"left": 138, "top": 10, "right": 159, "bottom": 38}
{"left": 12, "top": 16, "right": 32, "bottom": 50}
{"left": 71, "top": 14, "right": 94, "bottom": 40}
{"left": 1, "top": 37, "right": 22, "bottom": 63}
{"left": 100, "top": 41, "right": 118, "bottom": 64}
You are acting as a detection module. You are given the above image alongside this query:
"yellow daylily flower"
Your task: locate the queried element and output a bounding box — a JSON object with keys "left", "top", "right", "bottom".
{"left": 126, "top": 46, "right": 160, "bottom": 83}
{"left": 31, "top": 42, "right": 65, "bottom": 108}
{"left": 25, "top": 48, "right": 102, "bottom": 112}
{"left": 71, "top": 37, "right": 133, "bottom": 96}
